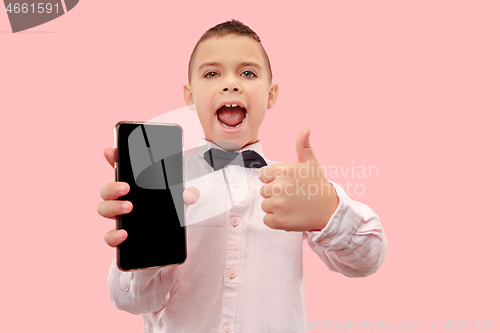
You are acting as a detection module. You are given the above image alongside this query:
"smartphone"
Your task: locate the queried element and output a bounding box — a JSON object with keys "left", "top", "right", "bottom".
{"left": 114, "top": 121, "right": 186, "bottom": 271}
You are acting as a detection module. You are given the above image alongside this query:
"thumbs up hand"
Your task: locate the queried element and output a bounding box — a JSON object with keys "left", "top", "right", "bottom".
{"left": 259, "top": 128, "right": 339, "bottom": 232}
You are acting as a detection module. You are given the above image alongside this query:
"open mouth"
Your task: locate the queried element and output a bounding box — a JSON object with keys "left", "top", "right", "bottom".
{"left": 216, "top": 104, "right": 247, "bottom": 129}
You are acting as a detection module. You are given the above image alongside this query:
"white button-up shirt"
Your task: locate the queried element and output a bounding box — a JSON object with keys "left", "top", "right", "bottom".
{"left": 108, "top": 138, "right": 387, "bottom": 333}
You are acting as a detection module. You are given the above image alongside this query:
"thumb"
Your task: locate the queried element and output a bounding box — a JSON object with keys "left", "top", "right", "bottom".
{"left": 296, "top": 127, "right": 316, "bottom": 163}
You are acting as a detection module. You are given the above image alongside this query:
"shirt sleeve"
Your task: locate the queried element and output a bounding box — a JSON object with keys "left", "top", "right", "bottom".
{"left": 107, "top": 259, "right": 180, "bottom": 314}
{"left": 303, "top": 181, "right": 387, "bottom": 278}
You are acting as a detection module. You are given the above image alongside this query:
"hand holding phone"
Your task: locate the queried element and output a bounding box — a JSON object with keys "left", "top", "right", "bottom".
{"left": 97, "top": 122, "right": 200, "bottom": 271}
{"left": 98, "top": 153, "right": 199, "bottom": 247}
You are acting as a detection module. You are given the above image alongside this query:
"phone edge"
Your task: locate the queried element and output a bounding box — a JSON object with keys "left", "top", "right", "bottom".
{"left": 113, "top": 121, "right": 187, "bottom": 272}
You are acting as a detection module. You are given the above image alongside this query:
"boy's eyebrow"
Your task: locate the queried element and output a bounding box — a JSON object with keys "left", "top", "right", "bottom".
{"left": 198, "top": 61, "right": 262, "bottom": 71}
{"left": 198, "top": 62, "right": 220, "bottom": 71}
{"left": 239, "top": 62, "right": 261, "bottom": 70}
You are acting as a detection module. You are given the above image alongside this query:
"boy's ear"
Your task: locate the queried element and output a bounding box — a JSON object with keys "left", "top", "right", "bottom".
{"left": 267, "top": 83, "right": 279, "bottom": 109}
{"left": 183, "top": 84, "right": 195, "bottom": 109}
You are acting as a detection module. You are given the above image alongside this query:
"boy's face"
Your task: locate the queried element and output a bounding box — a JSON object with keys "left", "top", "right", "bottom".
{"left": 184, "top": 34, "right": 279, "bottom": 151}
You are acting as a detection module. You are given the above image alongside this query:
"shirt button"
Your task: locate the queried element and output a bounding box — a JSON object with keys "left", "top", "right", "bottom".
{"left": 223, "top": 327, "right": 231, "bottom": 333}
{"left": 230, "top": 180, "right": 239, "bottom": 188}
{"left": 228, "top": 270, "right": 237, "bottom": 278}
{"left": 320, "top": 237, "right": 331, "bottom": 246}
{"left": 231, "top": 218, "right": 239, "bottom": 226}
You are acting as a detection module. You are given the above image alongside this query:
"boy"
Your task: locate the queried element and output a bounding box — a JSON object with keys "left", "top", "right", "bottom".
{"left": 98, "top": 20, "right": 387, "bottom": 333}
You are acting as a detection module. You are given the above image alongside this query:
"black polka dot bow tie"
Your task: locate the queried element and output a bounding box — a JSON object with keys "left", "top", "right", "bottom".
{"left": 203, "top": 148, "right": 268, "bottom": 171}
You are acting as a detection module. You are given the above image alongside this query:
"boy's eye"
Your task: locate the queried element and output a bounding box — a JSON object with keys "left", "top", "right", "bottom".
{"left": 204, "top": 71, "right": 220, "bottom": 79}
{"left": 241, "top": 71, "right": 256, "bottom": 78}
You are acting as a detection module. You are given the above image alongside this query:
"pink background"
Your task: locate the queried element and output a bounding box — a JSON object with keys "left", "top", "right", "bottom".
{"left": 1, "top": 0, "right": 499, "bottom": 331}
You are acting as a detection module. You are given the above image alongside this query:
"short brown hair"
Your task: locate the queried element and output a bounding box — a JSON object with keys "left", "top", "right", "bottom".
{"left": 188, "top": 20, "right": 273, "bottom": 83}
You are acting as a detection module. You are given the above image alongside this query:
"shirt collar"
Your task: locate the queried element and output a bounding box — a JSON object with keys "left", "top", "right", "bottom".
{"left": 197, "top": 138, "right": 264, "bottom": 159}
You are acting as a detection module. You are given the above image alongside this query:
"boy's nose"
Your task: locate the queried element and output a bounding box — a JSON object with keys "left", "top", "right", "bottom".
{"left": 220, "top": 81, "right": 242, "bottom": 93}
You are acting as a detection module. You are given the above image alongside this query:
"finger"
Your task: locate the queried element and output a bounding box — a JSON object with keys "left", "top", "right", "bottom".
{"left": 260, "top": 183, "right": 273, "bottom": 198}
{"left": 261, "top": 197, "right": 273, "bottom": 214}
{"left": 263, "top": 213, "right": 280, "bottom": 230}
{"left": 97, "top": 200, "right": 133, "bottom": 219}
{"left": 104, "top": 228, "right": 128, "bottom": 247}
{"left": 101, "top": 182, "right": 130, "bottom": 200}
{"left": 104, "top": 147, "right": 117, "bottom": 168}
{"left": 296, "top": 127, "right": 317, "bottom": 163}
{"left": 184, "top": 187, "right": 201, "bottom": 211}
{"left": 259, "top": 165, "right": 277, "bottom": 184}
{"left": 260, "top": 177, "right": 289, "bottom": 198}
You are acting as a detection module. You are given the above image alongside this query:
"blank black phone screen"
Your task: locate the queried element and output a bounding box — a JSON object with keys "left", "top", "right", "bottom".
{"left": 115, "top": 122, "right": 186, "bottom": 271}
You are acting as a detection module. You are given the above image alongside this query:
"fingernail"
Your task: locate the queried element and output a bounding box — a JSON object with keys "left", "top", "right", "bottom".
{"left": 122, "top": 202, "right": 129, "bottom": 210}
{"left": 117, "top": 184, "right": 125, "bottom": 193}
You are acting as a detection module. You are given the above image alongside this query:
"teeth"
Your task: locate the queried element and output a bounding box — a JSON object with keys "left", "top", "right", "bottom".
{"left": 223, "top": 104, "right": 242, "bottom": 108}
{"left": 231, "top": 104, "right": 238, "bottom": 107}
